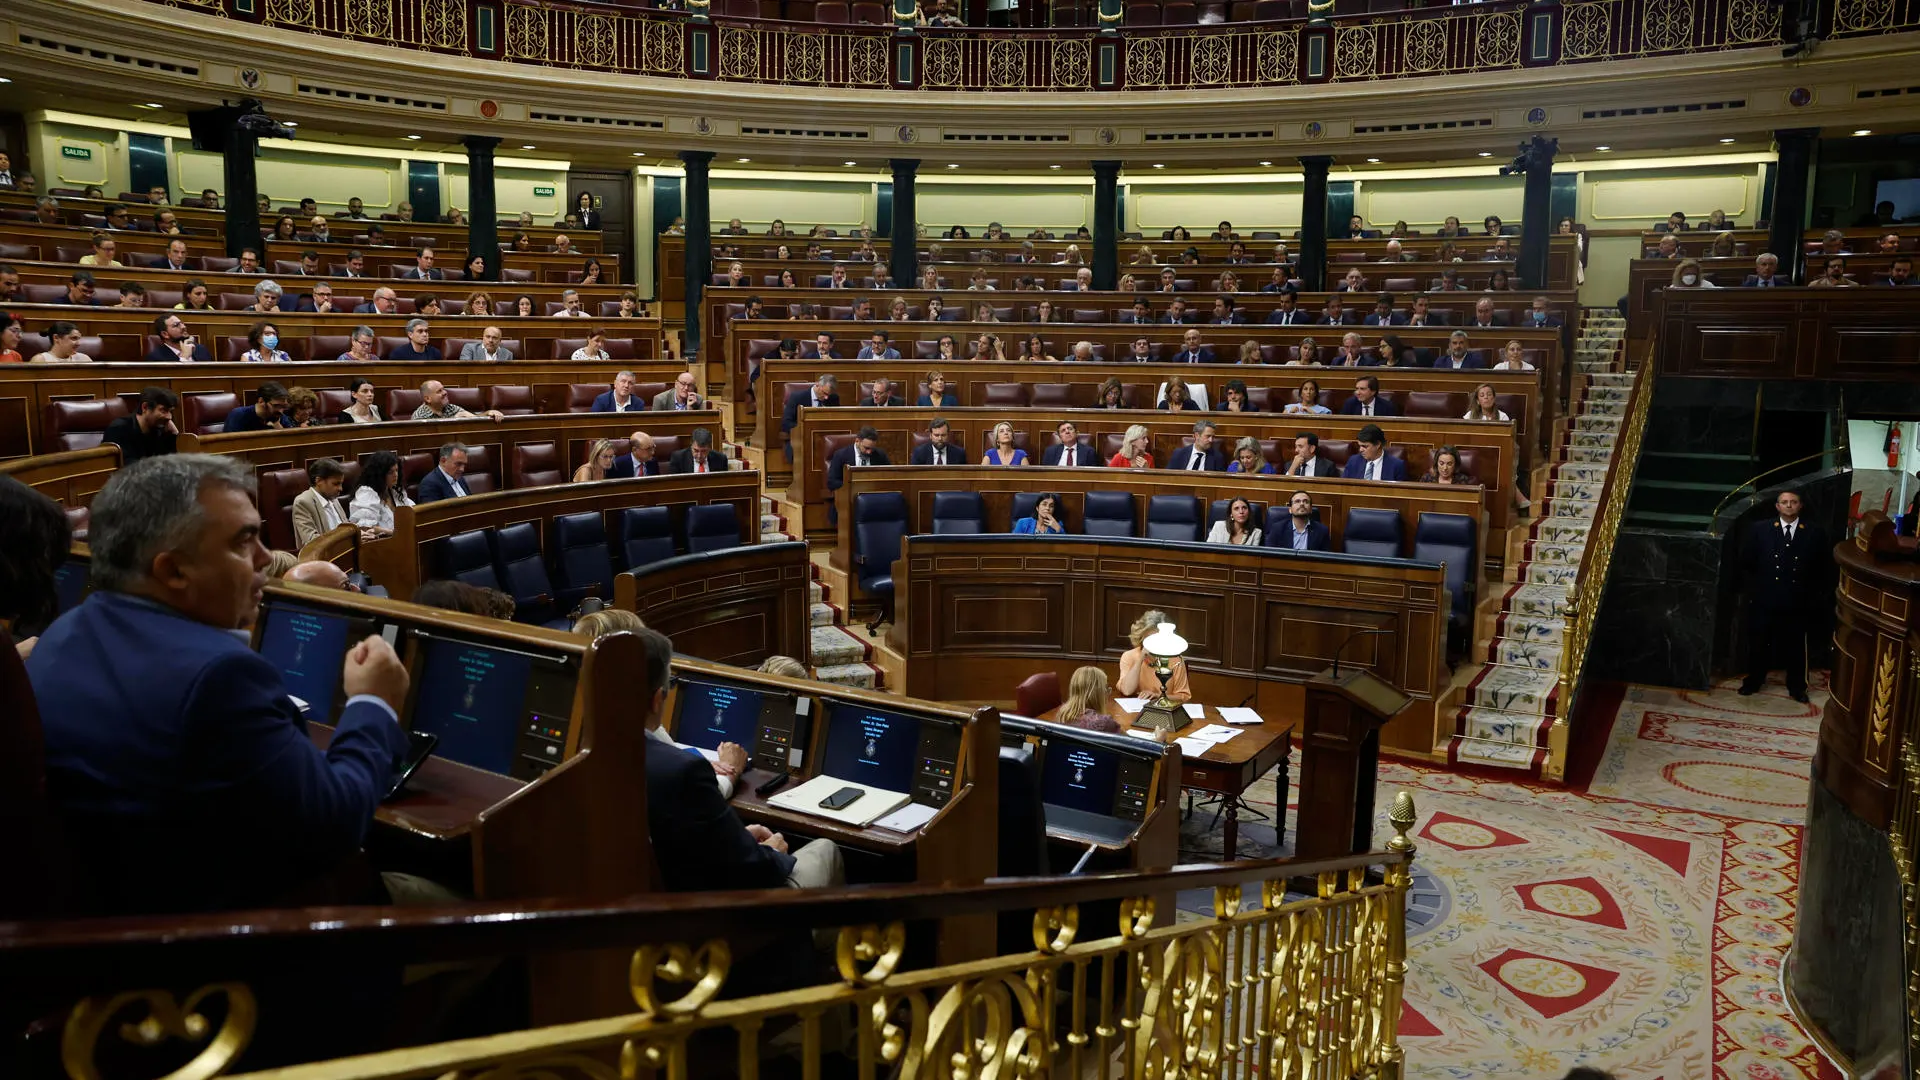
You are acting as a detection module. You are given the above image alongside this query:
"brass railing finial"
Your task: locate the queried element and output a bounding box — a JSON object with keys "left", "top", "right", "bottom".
{"left": 1387, "top": 790, "right": 1417, "bottom": 854}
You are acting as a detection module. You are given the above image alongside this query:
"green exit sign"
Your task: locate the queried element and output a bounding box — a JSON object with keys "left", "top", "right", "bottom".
{"left": 533, "top": 185, "right": 555, "bottom": 196}
{"left": 60, "top": 145, "right": 92, "bottom": 161}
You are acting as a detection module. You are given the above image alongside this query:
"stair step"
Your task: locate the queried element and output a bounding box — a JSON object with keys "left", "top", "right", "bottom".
{"left": 1502, "top": 582, "right": 1572, "bottom": 618}
{"left": 1566, "top": 445, "right": 1616, "bottom": 464}
{"left": 1491, "top": 636, "right": 1565, "bottom": 670}
{"left": 1546, "top": 478, "right": 1602, "bottom": 502}
{"left": 1520, "top": 540, "right": 1584, "bottom": 566}
{"left": 760, "top": 512, "right": 784, "bottom": 534}
{"left": 1589, "top": 372, "right": 1637, "bottom": 387}
{"left": 809, "top": 581, "right": 823, "bottom": 605}
{"left": 810, "top": 624, "right": 873, "bottom": 666}
{"left": 1519, "top": 561, "right": 1580, "bottom": 587}
{"left": 1465, "top": 663, "right": 1562, "bottom": 719}
{"left": 1528, "top": 518, "right": 1591, "bottom": 544}
{"left": 1580, "top": 399, "right": 1628, "bottom": 416}
{"left": 1550, "top": 462, "right": 1609, "bottom": 483}
{"left": 809, "top": 601, "right": 840, "bottom": 627}
{"left": 812, "top": 662, "right": 881, "bottom": 690}
{"left": 759, "top": 495, "right": 774, "bottom": 514}
{"left": 1575, "top": 415, "right": 1622, "bottom": 432}
{"left": 1493, "top": 612, "right": 1567, "bottom": 646}
{"left": 760, "top": 530, "right": 793, "bottom": 544}
{"left": 1449, "top": 708, "right": 1549, "bottom": 771}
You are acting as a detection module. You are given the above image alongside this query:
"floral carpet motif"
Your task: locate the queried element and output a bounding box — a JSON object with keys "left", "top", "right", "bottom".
{"left": 1169, "top": 674, "right": 1838, "bottom": 1079}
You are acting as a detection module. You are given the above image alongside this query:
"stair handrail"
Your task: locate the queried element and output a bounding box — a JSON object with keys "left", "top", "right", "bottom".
{"left": 1544, "top": 340, "right": 1656, "bottom": 781}
{"left": 1704, "top": 450, "right": 1852, "bottom": 537}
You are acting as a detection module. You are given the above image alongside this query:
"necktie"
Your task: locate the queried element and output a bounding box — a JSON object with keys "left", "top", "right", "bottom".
{"left": 696, "top": 460, "right": 707, "bottom": 473}
{"left": 1785, "top": 523, "right": 1795, "bottom": 542}
{"left": 1364, "top": 402, "right": 1373, "bottom": 415}
{"left": 1189, "top": 453, "right": 1203, "bottom": 471}
{"left": 1063, "top": 448, "right": 1074, "bottom": 468}
{"left": 1369, "top": 458, "right": 1379, "bottom": 481}
{"left": 935, "top": 448, "right": 944, "bottom": 465}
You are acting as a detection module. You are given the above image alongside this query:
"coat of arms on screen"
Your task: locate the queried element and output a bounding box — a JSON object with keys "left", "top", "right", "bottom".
{"left": 866, "top": 737, "right": 878, "bottom": 758}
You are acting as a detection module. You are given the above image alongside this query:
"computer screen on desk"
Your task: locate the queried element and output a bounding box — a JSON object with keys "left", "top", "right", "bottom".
{"left": 256, "top": 602, "right": 369, "bottom": 717}
{"left": 671, "top": 675, "right": 801, "bottom": 771}
{"left": 820, "top": 701, "right": 961, "bottom": 807}
{"left": 1038, "top": 735, "right": 1153, "bottom": 825}
{"left": 408, "top": 632, "right": 579, "bottom": 780}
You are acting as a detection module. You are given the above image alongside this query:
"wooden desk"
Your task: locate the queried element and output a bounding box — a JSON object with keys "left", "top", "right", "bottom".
{"left": 1651, "top": 286, "right": 1920, "bottom": 381}
{"left": 894, "top": 533, "right": 1450, "bottom": 759}
{"left": 1047, "top": 699, "right": 1293, "bottom": 861}
{"left": 1625, "top": 255, "right": 1908, "bottom": 339}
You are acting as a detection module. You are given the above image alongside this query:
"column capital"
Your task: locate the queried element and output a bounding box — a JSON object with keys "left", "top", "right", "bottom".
{"left": 1298, "top": 155, "right": 1334, "bottom": 171}
{"left": 461, "top": 135, "right": 501, "bottom": 152}
{"left": 1091, "top": 160, "right": 1122, "bottom": 174}
{"left": 678, "top": 150, "right": 716, "bottom": 167}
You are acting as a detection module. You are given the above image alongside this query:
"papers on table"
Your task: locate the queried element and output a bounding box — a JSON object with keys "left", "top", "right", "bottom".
{"left": 1182, "top": 703, "right": 1206, "bottom": 719}
{"left": 1174, "top": 737, "right": 1217, "bottom": 758}
{"left": 1113, "top": 697, "right": 1149, "bottom": 713}
{"left": 873, "top": 802, "right": 939, "bottom": 834}
{"left": 1124, "top": 728, "right": 1159, "bottom": 741}
{"left": 767, "top": 774, "right": 911, "bottom": 828}
{"left": 1186, "top": 724, "right": 1242, "bottom": 744}
{"left": 1216, "top": 706, "right": 1266, "bottom": 726}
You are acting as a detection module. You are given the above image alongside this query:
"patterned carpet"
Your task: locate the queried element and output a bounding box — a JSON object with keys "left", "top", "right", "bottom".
{"left": 1172, "top": 672, "right": 1840, "bottom": 1080}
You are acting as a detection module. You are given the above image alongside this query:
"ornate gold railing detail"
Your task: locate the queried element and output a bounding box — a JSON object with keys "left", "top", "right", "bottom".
{"left": 1545, "top": 342, "right": 1654, "bottom": 783}
{"left": 49, "top": 797, "right": 1417, "bottom": 1080}
{"left": 1891, "top": 651, "right": 1920, "bottom": 1071}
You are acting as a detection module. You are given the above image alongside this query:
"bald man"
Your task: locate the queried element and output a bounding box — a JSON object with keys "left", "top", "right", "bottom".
{"left": 285, "top": 560, "right": 356, "bottom": 591}
{"left": 410, "top": 379, "right": 504, "bottom": 421}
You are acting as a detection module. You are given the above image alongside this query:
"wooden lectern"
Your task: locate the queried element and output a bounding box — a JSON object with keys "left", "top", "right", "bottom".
{"left": 1296, "top": 666, "right": 1412, "bottom": 859}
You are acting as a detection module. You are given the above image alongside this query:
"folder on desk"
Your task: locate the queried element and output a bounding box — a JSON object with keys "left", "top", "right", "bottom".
{"left": 768, "top": 774, "right": 912, "bottom": 827}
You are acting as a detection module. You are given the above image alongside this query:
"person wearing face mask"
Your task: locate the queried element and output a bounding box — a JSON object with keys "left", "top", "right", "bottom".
{"left": 1669, "top": 258, "right": 1718, "bottom": 290}
{"left": 241, "top": 322, "right": 291, "bottom": 363}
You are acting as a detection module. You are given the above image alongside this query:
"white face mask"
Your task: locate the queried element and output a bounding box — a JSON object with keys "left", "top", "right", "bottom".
{"left": 1681, "top": 274, "right": 1698, "bottom": 285}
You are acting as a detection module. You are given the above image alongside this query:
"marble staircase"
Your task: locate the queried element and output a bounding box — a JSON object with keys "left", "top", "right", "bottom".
{"left": 1447, "top": 309, "right": 1633, "bottom": 776}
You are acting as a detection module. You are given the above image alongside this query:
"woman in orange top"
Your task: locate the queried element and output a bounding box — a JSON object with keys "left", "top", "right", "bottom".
{"left": 1116, "top": 609, "right": 1192, "bottom": 703}
{"left": 0, "top": 314, "right": 23, "bottom": 363}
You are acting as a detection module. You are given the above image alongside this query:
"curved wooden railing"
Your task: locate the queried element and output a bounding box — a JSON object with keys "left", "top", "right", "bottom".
{"left": 119, "top": 0, "right": 1834, "bottom": 91}
{"left": 3, "top": 799, "right": 1419, "bottom": 1080}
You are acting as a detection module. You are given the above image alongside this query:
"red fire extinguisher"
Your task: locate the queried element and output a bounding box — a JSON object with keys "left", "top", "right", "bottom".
{"left": 1890, "top": 423, "right": 1904, "bottom": 469}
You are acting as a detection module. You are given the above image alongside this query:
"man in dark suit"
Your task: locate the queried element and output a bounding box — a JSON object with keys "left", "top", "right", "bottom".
{"left": 400, "top": 246, "right": 443, "bottom": 280}
{"left": 592, "top": 371, "right": 647, "bottom": 413}
{"left": 858, "top": 377, "right": 903, "bottom": 407}
{"left": 144, "top": 312, "right": 213, "bottom": 363}
{"left": 1121, "top": 300, "right": 1153, "bottom": 324}
{"left": 668, "top": 427, "right": 730, "bottom": 474}
{"left": 1284, "top": 433, "right": 1337, "bottom": 478}
{"left": 1741, "top": 253, "right": 1789, "bottom": 287}
{"left": 1468, "top": 297, "right": 1508, "bottom": 328}
{"left": 1160, "top": 298, "right": 1193, "bottom": 325}
{"left": 632, "top": 624, "right": 841, "bottom": 969}
{"left": 781, "top": 374, "right": 840, "bottom": 464}
{"left": 910, "top": 419, "right": 963, "bottom": 465}
{"left": 1317, "top": 296, "right": 1351, "bottom": 326}
{"left": 1876, "top": 257, "right": 1913, "bottom": 286}
{"left": 415, "top": 443, "right": 472, "bottom": 503}
{"left": 1340, "top": 375, "right": 1400, "bottom": 417}
{"left": 1273, "top": 489, "right": 1332, "bottom": 551}
{"left": 1404, "top": 295, "right": 1447, "bottom": 327}
{"left": 1267, "top": 291, "right": 1308, "bottom": 325}
{"left": 1172, "top": 328, "right": 1215, "bottom": 365}
{"left": 1168, "top": 420, "right": 1225, "bottom": 472}
{"left": 1041, "top": 420, "right": 1100, "bottom": 467}
{"left": 608, "top": 430, "right": 659, "bottom": 478}
{"left": 1364, "top": 293, "right": 1405, "bottom": 327}
{"left": 1341, "top": 424, "right": 1408, "bottom": 481}
{"left": 1431, "top": 332, "right": 1485, "bottom": 371}
{"left": 1739, "top": 489, "right": 1826, "bottom": 702}
{"left": 1520, "top": 296, "right": 1563, "bottom": 328}
{"left": 27, "top": 454, "right": 409, "bottom": 915}
{"left": 827, "top": 426, "right": 892, "bottom": 497}
{"left": 1210, "top": 296, "right": 1246, "bottom": 325}
{"left": 294, "top": 282, "right": 339, "bottom": 314}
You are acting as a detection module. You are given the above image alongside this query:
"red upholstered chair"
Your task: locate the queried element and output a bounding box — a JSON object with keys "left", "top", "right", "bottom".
{"left": 318, "top": 388, "right": 353, "bottom": 419}
{"left": 257, "top": 467, "right": 311, "bottom": 553}
{"left": 377, "top": 336, "right": 410, "bottom": 359}
{"left": 400, "top": 452, "right": 436, "bottom": 502}
{"left": 1030, "top": 383, "right": 1080, "bottom": 408}
{"left": 513, "top": 442, "right": 564, "bottom": 488}
{"left": 1246, "top": 387, "right": 1274, "bottom": 411}
{"left": 21, "top": 285, "right": 67, "bottom": 304}
{"left": 446, "top": 387, "right": 486, "bottom": 412}
{"left": 1384, "top": 277, "right": 1418, "bottom": 291}
{"left": 386, "top": 389, "right": 425, "bottom": 419}
{"left": 1121, "top": 383, "right": 1158, "bottom": 409}
{"left": 0, "top": 243, "right": 40, "bottom": 260}
{"left": 201, "top": 257, "right": 238, "bottom": 273}
{"left": 1015, "top": 672, "right": 1062, "bottom": 718}
{"left": 54, "top": 245, "right": 92, "bottom": 264}
{"left": 815, "top": 3, "right": 851, "bottom": 22}
{"left": 489, "top": 385, "right": 537, "bottom": 415}
{"left": 43, "top": 398, "right": 129, "bottom": 452}
{"left": 1452, "top": 447, "right": 1486, "bottom": 481}
{"left": 181, "top": 391, "right": 241, "bottom": 435}
{"left": 983, "top": 383, "right": 1031, "bottom": 406}
{"left": 568, "top": 383, "right": 605, "bottom": 411}
{"left": 1405, "top": 391, "right": 1466, "bottom": 418}
{"left": 493, "top": 301, "right": 520, "bottom": 317}
{"left": 1318, "top": 439, "right": 1356, "bottom": 468}
{"left": 1161, "top": 0, "right": 1195, "bottom": 19}
{"left": 652, "top": 434, "right": 685, "bottom": 462}
{"left": 633, "top": 382, "right": 668, "bottom": 404}
{"left": 218, "top": 292, "right": 255, "bottom": 311}
{"left": 310, "top": 335, "right": 353, "bottom": 361}
{"left": 463, "top": 446, "right": 500, "bottom": 494}
{"left": 818, "top": 432, "right": 857, "bottom": 476}
{"left": 500, "top": 268, "right": 534, "bottom": 283}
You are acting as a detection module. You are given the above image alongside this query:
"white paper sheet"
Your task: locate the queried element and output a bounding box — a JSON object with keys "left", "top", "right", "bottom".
{"left": 1175, "top": 737, "right": 1216, "bottom": 758}
{"left": 766, "top": 774, "right": 911, "bottom": 827}
{"left": 1113, "top": 697, "right": 1149, "bottom": 713}
{"left": 1183, "top": 703, "right": 1206, "bottom": 718}
{"left": 1216, "top": 707, "right": 1266, "bottom": 726}
{"left": 1187, "top": 724, "right": 1242, "bottom": 744}
{"left": 873, "top": 802, "right": 939, "bottom": 834}
{"left": 1125, "top": 727, "right": 1160, "bottom": 740}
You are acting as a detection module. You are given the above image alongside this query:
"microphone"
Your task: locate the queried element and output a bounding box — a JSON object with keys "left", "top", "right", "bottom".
{"left": 1234, "top": 687, "right": 1258, "bottom": 709}
{"left": 1332, "top": 627, "right": 1395, "bottom": 678}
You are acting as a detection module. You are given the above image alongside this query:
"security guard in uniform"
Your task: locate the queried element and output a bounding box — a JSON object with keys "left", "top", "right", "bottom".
{"left": 1739, "top": 489, "right": 1825, "bottom": 703}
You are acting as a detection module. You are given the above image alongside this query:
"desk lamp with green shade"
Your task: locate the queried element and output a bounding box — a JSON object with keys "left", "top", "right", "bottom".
{"left": 1135, "top": 621, "right": 1189, "bottom": 732}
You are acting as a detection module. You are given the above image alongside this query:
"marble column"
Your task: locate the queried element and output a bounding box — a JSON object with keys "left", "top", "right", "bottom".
{"left": 1092, "top": 161, "right": 1120, "bottom": 292}
{"left": 680, "top": 150, "right": 714, "bottom": 360}
{"left": 1298, "top": 156, "right": 1331, "bottom": 292}
{"left": 1516, "top": 135, "right": 1557, "bottom": 291}
{"left": 1769, "top": 128, "right": 1818, "bottom": 284}
{"left": 889, "top": 158, "right": 919, "bottom": 294}
{"left": 462, "top": 136, "right": 501, "bottom": 279}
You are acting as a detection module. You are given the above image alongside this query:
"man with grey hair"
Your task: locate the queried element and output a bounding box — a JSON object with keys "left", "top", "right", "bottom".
{"left": 781, "top": 372, "right": 840, "bottom": 463}
{"left": 592, "top": 370, "right": 642, "bottom": 412}
{"left": 26, "top": 453, "right": 409, "bottom": 915}
{"left": 416, "top": 442, "right": 472, "bottom": 503}
{"left": 413, "top": 379, "right": 505, "bottom": 422}
{"left": 555, "top": 288, "right": 588, "bottom": 317}
{"left": 1069, "top": 340, "right": 1095, "bottom": 362}
{"left": 387, "top": 317, "right": 441, "bottom": 361}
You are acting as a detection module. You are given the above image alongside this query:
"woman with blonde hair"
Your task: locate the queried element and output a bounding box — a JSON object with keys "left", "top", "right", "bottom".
{"left": 760, "top": 655, "right": 810, "bottom": 679}
{"left": 982, "top": 421, "right": 1028, "bottom": 466}
{"left": 1130, "top": 244, "right": 1156, "bottom": 265}
{"left": 1117, "top": 609, "right": 1191, "bottom": 702}
{"left": 1670, "top": 257, "right": 1716, "bottom": 289}
{"left": 574, "top": 438, "right": 616, "bottom": 483}
{"left": 573, "top": 608, "right": 646, "bottom": 640}
{"left": 265, "top": 550, "right": 300, "bottom": 579}
{"left": 1058, "top": 666, "right": 1121, "bottom": 733}
{"left": 1708, "top": 231, "right": 1737, "bottom": 258}
{"left": 1109, "top": 424, "right": 1154, "bottom": 469}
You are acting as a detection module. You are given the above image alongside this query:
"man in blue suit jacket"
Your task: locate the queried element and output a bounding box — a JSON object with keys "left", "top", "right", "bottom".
{"left": 1741, "top": 254, "right": 1789, "bottom": 287}
{"left": 27, "top": 455, "right": 408, "bottom": 915}
{"left": 1040, "top": 420, "right": 1100, "bottom": 466}
{"left": 414, "top": 443, "right": 471, "bottom": 504}
{"left": 609, "top": 430, "right": 659, "bottom": 478}
{"left": 1363, "top": 294, "right": 1405, "bottom": 326}
{"left": 1168, "top": 420, "right": 1226, "bottom": 471}
{"left": 591, "top": 371, "right": 647, "bottom": 413}
{"left": 781, "top": 374, "right": 841, "bottom": 463}
{"left": 1268, "top": 490, "right": 1333, "bottom": 551}
{"left": 1341, "top": 425, "right": 1408, "bottom": 482}
{"left": 1171, "top": 328, "right": 1215, "bottom": 365}
{"left": 1339, "top": 375, "right": 1400, "bottom": 417}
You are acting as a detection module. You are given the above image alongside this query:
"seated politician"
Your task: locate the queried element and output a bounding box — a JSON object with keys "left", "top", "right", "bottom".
{"left": 668, "top": 427, "right": 730, "bottom": 473}
{"left": 27, "top": 454, "right": 410, "bottom": 915}
{"left": 1012, "top": 491, "right": 1066, "bottom": 535}
{"left": 910, "top": 418, "right": 963, "bottom": 465}
{"left": 781, "top": 374, "right": 840, "bottom": 463}
{"left": 1042, "top": 420, "right": 1101, "bottom": 467}
{"left": 1343, "top": 424, "right": 1408, "bottom": 481}
{"left": 1058, "top": 666, "right": 1122, "bottom": 734}
{"left": 1117, "top": 609, "right": 1191, "bottom": 703}
{"left": 1273, "top": 490, "right": 1332, "bottom": 551}
{"left": 827, "top": 426, "right": 892, "bottom": 499}
{"left": 610, "top": 430, "right": 659, "bottom": 478}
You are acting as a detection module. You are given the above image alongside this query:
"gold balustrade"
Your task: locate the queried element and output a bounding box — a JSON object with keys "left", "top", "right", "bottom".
{"left": 45, "top": 795, "right": 1418, "bottom": 1080}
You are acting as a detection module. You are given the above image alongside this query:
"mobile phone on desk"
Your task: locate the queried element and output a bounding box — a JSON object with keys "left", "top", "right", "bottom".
{"left": 819, "top": 786, "right": 864, "bottom": 811}
{"left": 384, "top": 730, "right": 439, "bottom": 801}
